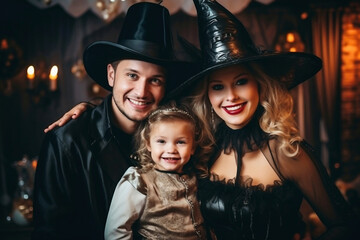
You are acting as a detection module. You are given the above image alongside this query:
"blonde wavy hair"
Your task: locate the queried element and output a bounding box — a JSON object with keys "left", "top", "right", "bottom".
{"left": 134, "top": 101, "right": 214, "bottom": 178}
{"left": 184, "top": 62, "right": 302, "bottom": 157}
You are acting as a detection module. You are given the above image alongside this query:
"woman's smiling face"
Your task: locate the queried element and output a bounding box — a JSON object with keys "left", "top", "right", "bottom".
{"left": 208, "top": 64, "right": 259, "bottom": 129}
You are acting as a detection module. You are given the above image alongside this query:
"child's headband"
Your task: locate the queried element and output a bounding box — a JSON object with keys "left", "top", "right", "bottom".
{"left": 148, "top": 107, "right": 195, "bottom": 122}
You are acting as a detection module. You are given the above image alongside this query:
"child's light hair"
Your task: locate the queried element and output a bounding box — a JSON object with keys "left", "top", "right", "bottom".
{"left": 134, "top": 101, "right": 214, "bottom": 177}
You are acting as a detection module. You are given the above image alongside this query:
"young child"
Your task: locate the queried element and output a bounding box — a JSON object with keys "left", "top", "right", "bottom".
{"left": 104, "top": 103, "right": 213, "bottom": 240}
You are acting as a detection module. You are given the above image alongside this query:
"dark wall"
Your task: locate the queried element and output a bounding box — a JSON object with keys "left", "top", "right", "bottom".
{"left": 2, "top": 1, "right": 70, "bottom": 159}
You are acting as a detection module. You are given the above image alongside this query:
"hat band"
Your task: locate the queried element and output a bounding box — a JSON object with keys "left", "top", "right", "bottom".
{"left": 118, "top": 39, "right": 174, "bottom": 60}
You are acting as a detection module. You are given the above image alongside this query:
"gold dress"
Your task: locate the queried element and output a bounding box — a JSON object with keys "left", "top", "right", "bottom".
{"left": 105, "top": 166, "right": 207, "bottom": 240}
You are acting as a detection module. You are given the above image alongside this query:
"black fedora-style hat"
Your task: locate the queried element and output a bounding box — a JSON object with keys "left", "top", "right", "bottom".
{"left": 169, "top": 0, "right": 322, "bottom": 98}
{"left": 83, "top": 2, "right": 196, "bottom": 94}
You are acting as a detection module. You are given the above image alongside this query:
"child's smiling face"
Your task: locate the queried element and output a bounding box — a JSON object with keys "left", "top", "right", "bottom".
{"left": 147, "top": 119, "right": 195, "bottom": 173}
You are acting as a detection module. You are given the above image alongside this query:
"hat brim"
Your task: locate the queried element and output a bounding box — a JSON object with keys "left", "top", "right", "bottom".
{"left": 83, "top": 41, "right": 198, "bottom": 95}
{"left": 168, "top": 51, "right": 322, "bottom": 99}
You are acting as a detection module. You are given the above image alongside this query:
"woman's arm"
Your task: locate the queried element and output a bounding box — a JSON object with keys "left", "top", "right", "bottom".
{"left": 44, "top": 102, "right": 89, "bottom": 133}
{"left": 285, "top": 142, "right": 357, "bottom": 239}
{"left": 44, "top": 98, "right": 103, "bottom": 133}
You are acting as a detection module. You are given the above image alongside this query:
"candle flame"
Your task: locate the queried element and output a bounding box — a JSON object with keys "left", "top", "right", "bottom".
{"left": 27, "top": 66, "right": 35, "bottom": 80}
{"left": 49, "top": 65, "right": 58, "bottom": 80}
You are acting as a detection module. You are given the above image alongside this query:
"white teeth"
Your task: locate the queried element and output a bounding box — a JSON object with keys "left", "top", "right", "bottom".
{"left": 227, "top": 105, "right": 240, "bottom": 111}
{"left": 129, "top": 99, "right": 147, "bottom": 105}
{"left": 226, "top": 103, "right": 244, "bottom": 111}
{"left": 163, "top": 157, "right": 179, "bottom": 160}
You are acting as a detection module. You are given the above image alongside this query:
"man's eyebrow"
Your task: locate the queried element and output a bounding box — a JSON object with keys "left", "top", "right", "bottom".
{"left": 124, "top": 68, "right": 139, "bottom": 73}
{"left": 152, "top": 74, "right": 166, "bottom": 78}
{"left": 123, "top": 68, "right": 166, "bottom": 78}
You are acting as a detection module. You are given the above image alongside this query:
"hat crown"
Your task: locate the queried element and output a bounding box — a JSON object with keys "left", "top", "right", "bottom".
{"left": 166, "top": 0, "right": 322, "bottom": 98}
{"left": 194, "top": 0, "right": 258, "bottom": 68}
{"left": 83, "top": 2, "right": 187, "bottom": 92}
{"left": 117, "top": 2, "right": 174, "bottom": 59}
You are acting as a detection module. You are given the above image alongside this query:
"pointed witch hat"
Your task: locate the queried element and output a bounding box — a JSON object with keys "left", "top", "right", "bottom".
{"left": 83, "top": 2, "right": 196, "bottom": 94}
{"left": 169, "top": 0, "right": 322, "bottom": 98}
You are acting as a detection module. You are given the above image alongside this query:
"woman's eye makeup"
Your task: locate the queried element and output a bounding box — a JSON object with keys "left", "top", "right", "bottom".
{"left": 236, "top": 78, "right": 248, "bottom": 85}
{"left": 210, "top": 84, "right": 223, "bottom": 90}
{"left": 209, "top": 72, "right": 249, "bottom": 90}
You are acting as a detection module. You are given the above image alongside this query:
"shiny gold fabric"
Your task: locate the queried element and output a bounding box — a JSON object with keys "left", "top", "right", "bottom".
{"left": 124, "top": 167, "right": 207, "bottom": 240}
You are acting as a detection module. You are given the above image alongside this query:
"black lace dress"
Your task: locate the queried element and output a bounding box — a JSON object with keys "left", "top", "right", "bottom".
{"left": 198, "top": 122, "right": 353, "bottom": 240}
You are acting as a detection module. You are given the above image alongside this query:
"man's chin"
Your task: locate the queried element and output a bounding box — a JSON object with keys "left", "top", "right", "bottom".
{"left": 116, "top": 102, "right": 154, "bottom": 123}
{"left": 130, "top": 115, "right": 148, "bottom": 122}
{"left": 126, "top": 110, "right": 153, "bottom": 122}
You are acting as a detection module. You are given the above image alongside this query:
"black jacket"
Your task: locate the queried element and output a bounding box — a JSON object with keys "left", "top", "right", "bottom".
{"left": 32, "top": 95, "right": 135, "bottom": 240}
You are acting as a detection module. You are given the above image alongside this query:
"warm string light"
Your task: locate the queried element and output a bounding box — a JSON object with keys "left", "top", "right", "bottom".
{"left": 275, "top": 31, "right": 304, "bottom": 53}
{"left": 286, "top": 33, "right": 295, "bottom": 43}
{"left": 95, "top": 0, "right": 121, "bottom": 21}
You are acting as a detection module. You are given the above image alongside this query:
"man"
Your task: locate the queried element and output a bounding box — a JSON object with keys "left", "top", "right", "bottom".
{"left": 32, "top": 2, "right": 195, "bottom": 240}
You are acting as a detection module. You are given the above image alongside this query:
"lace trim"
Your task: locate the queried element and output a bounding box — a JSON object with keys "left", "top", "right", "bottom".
{"left": 198, "top": 174, "right": 303, "bottom": 240}
{"left": 212, "top": 112, "right": 272, "bottom": 184}
{"left": 208, "top": 173, "right": 283, "bottom": 192}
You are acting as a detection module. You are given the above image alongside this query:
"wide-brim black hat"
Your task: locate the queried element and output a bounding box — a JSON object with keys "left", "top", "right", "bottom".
{"left": 168, "top": 0, "right": 322, "bottom": 98}
{"left": 83, "top": 2, "right": 196, "bottom": 94}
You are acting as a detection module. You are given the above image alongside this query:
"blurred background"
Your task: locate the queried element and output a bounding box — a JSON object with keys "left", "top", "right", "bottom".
{"left": 1, "top": 0, "right": 360, "bottom": 239}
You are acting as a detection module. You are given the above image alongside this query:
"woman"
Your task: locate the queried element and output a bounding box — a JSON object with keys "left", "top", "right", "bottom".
{"left": 169, "top": 0, "right": 355, "bottom": 239}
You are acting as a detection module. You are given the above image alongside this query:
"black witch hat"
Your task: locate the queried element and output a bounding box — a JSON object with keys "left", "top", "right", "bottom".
{"left": 169, "top": 0, "right": 322, "bottom": 97}
{"left": 83, "top": 2, "right": 195, "bottom": 94}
